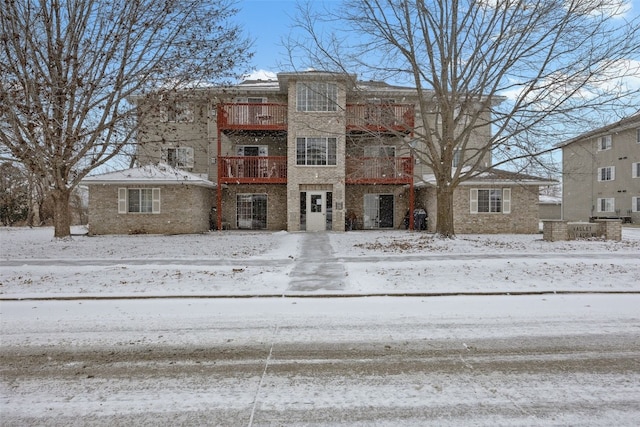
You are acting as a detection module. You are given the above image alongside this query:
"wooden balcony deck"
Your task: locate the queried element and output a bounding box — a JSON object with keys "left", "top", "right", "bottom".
{"left": 346, "top": 104, "right": 415, "bottom": 133}
{"left": 217, "top": 103, "right": 414, "bottom": 133}
{"left": 219, "top": 156, "right": 413, "bottom": 184}
{"left": 345, "top": 157, "right": 413, "bottom": 184}
{"left": 218, "top": 103, "right": 287, "bottom": 130}
{"left": 219, "top": 156, "right": 287, "bottom": 184}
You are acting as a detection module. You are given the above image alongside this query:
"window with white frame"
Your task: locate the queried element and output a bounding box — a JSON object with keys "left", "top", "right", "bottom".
{"left": 296, "top": 137, "right": 337, "bottom": 165}
{"left": 598, "top": 135, "right": 611, "bottom": 151}
{"left": 296, "top": 82, "right": 337, "bottom": 112}
{"left": 118, "top": 188, "right": 161, "bottom": 214}
{"left": 452, "top": 149, "right": 462, "bottom": 168}
{"left": 637, "top": 128, "right": 640, "bottom": 143}
{"left": 633, "top": 162, "right": 640, "bottom": 178}
{"left": 160, "top": 102, "right": 194, "bottom": 123}
{"left": 470, "top": 188, "right": 511, "bottom": 214}
{"left": 633, "top": 196, "right": 640, "bottom": 213}
{"left": 597, "top": 197, "right": 614, "bottom": 213}
{"left": 598, "top": 166, "right": 615, "bottom": 181}
{"left": 166, "top": 147, "right": 194, "bottom": 169}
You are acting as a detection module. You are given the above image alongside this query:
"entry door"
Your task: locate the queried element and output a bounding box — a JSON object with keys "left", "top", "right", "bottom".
{"left": 306, "top": 192, "right": 325, "bottom": 232}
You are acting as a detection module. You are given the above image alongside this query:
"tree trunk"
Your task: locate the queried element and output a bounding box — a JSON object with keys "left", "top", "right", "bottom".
{"left": 435, "top": 186, "right": 455, "bottom": 238}
{"left": 52, "top": 189, "right": 72, "bottom": 238}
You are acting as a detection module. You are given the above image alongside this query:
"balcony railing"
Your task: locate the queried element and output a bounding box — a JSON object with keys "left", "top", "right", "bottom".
{"left": 219, "top": 156, "right": 287, "bottom": 184}
{"left": 218, "top": 103, "right": 287, "bottom": 130}
{"left": 345, "top": 157, "right": 413, "bottom": 184}
{"left": 346, "top": 103, "right": 415, "bottom": 133}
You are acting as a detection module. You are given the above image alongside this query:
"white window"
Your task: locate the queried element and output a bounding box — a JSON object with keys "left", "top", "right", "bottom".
{"left": 598, "top": 135, "right": 611, "bottom": 151}
{"left": 296, "top": 137, "right": 337, "bottom": 165}
{"left": 166, "top": 147, "right": 194, "bottom": 169}
{"left": 296, "top": 82, "right": 337, "bottom": 112}
{"left": 633, "top": 162, "right": 640, "bottom": 178}
{"left": 118, "top": 188, "right": 161, "bottom": 214}
{"left": 637, "top": 128, "right": 640, "bottom": 143}
{"left": 160, "top": 102, "right": 194, "bottom": 123}
{"left": 597, "top": 198, "right": 614, "bottom": 213}
{"left": 597, "top": 166, "right": 615, "bottom": 181}
{"left": 633, "top": 197, "right": 640, "bottom": 213}
{"left": 470, "top": 188, "right": 511, "bottom": 214}
{"left": 452, "top": 149, "right": 462, "bottom": 168}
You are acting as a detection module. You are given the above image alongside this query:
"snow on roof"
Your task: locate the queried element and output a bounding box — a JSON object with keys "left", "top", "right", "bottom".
{"left": 539, "top": 194, "right": 562, "bottom": 204}
{"left": 242, "top": 70, "right": 278, "bottom": 81}
{"left": 418, "top": 168, "right": 557, "bottom": 187}
{"left": 81, "top": 163, "right": 216, "bottom": 188}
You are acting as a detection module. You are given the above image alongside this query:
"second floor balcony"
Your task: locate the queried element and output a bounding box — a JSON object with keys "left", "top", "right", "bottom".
{"left": 218, "top": 155, "right": 414, "bottom": 185}
{"left": 346, "top": 157, "right": 414, "bottom": 184}
{"left": 219, "top": 156, "right": 287, "bottom": 184}
{"left": 218, "top": 103, "right": 287, "bottom": 131}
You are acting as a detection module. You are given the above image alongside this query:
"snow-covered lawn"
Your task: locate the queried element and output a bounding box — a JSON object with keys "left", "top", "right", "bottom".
{"left": 2, "top": 227, "right": 639, "bottom": 425}
{"left": 1, "top": 226, "right": 638, "bottom": 298}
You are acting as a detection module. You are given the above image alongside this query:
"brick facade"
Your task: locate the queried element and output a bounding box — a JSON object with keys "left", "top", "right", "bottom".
{"left": 106, "top": 71, "right": 552, "bottom": 235}
{"left": 221, "top": 184, "right": 287, "bottom": 230}
{"left": 87, "top": 184, "right": 214, "bottom": 235}
{"left": 452, "top": 185, "right": 539, "bottom": 234}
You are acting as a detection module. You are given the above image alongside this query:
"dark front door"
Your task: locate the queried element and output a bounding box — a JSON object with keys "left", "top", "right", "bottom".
{"left": 379, "top": 194, "right": 394, "bottom": 228}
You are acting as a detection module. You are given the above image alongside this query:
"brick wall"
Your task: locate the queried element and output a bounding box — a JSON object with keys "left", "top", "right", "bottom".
{"left": 285, "top": 78, "right": 349, "bottom": 231}
{"left": 220, "top": 184, "right": 287, "bottom": 230}
{"left": 345, "top": 185, "right": 411, "bottom": 229}
{"left": 88, "top": 184, "right": 214, "bottom": 235}
{"left": 453, "top": 185, "right": 540, "bottom": 234}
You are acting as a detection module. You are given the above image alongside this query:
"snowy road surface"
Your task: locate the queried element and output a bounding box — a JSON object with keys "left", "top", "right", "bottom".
{"left": 2, "top": 294, "right": 639, "bottom": 426}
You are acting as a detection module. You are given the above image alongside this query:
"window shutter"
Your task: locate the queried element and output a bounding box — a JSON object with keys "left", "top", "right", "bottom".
{"left": 185, "top": 147, "right": 195, "bottom": 168}
{"left": 118, "top": 188, "right": 127, "bottom": 213}
{"left": 159, "top": 105, "right": 169, "bottom": 122}
{"left": 502, "top": 188, "right": 511, "bottom": 214}
{"left": 470, "top": 189, "right": 478, "bottom": 214}
{"left": 597, "top": 167, "right": 603, "bottom": 182}
{"left": 611, "top": 166, "right": 615, "bottom": 181}
{"left": 152, "top": 188, "right": 161, "bottom": 213}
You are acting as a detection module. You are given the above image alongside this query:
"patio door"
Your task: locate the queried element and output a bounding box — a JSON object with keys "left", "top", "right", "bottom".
{"left": 364, "top": 194, "right": 394, "bottom": 229}
{"left": 306, "top": 192, "right": 326, "bottom": 232}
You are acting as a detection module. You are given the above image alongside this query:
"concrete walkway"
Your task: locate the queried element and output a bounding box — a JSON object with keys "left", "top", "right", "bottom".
{"left": 287, "top": 232, "right": 346, "bottom": 292}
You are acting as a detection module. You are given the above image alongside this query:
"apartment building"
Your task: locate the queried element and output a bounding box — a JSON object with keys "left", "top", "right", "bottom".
{"left": 560, "top": 113, "right": 640, "bottom": 223}
{"left": 83, "top": 71, "right": 551, "bottom": 235}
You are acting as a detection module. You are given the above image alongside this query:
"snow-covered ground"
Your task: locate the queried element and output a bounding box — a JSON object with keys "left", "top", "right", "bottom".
{"left": 1, "top": 226, "right": 639, "bottom": 298}
{"left": 1, "top": 227, "right": 639, "bottom": 425}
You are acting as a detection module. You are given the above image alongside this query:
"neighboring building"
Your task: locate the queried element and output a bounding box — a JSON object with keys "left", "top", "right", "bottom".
{"left": 559, "top": 113, "right": 640, "bottom": 223}
{"left": 538, "top": 194, "right": 562, "bottom": 221}
{"left": 84, "top": 71, "right": 553, "bottom": 234}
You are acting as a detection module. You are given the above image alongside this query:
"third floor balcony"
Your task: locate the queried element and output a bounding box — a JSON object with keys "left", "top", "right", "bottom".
{"left": 345, "top": 157, "right": 414, "bottom": 184}
{"left": 346, "top": 103, "right": 415, "bottom": 134}
{"left": 217, "top": 102, "right": 415, "bottom": 134}
{"left": 218, "top": 103, "right": 287, "bottom": 131}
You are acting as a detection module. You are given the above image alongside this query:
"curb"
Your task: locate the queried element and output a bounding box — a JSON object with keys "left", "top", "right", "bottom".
{"left": 2, "top": 290, "right": 639, "bottom": 301}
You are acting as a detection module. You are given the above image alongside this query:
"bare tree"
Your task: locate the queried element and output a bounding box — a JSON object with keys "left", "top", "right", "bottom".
{"left": 290, "top": 0, "right": 640, "bottom": 237}
{"left": 1, "top": 0, "right": 252, "bottom": 238}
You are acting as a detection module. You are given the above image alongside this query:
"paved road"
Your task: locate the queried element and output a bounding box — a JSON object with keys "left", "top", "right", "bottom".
{"left": 2, "top": 296, "right": 639, "bottom": 426}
